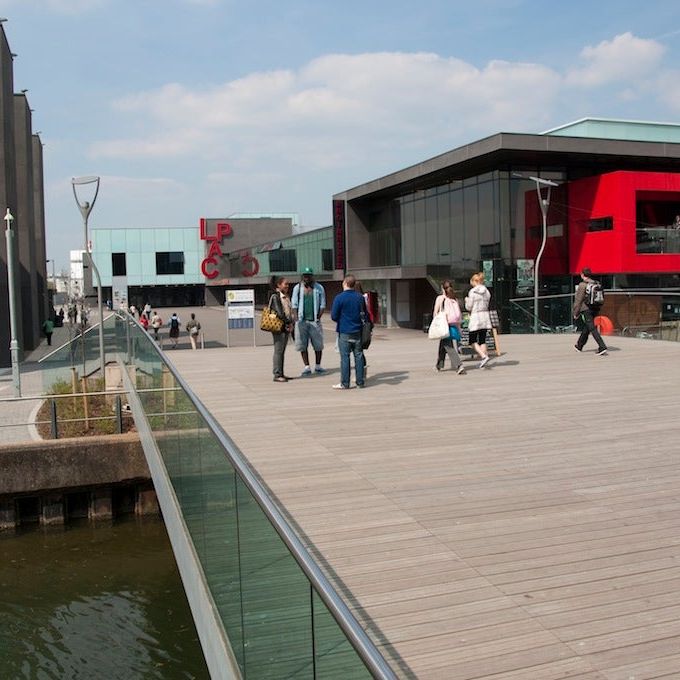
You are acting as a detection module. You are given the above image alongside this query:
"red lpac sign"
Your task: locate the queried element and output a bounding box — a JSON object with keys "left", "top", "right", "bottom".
{"left": 199, "top": 219, "right": 233, "bottom": 279}
{"left": 199, "top": 218, "right": 260, "bottom": 279}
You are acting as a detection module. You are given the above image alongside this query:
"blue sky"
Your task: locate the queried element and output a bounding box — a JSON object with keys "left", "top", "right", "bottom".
{"left": 2, "top": 0, "right": 680, "bottom": 271}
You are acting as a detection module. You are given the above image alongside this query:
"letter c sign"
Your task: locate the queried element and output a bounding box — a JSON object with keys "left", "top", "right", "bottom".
{"left": 201, "top": 257, "right": 219, "bottom": 279}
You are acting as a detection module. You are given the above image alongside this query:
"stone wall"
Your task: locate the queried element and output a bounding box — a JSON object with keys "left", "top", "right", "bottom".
{"left": 0, "top": 433, "right": 158, "bottom": 529}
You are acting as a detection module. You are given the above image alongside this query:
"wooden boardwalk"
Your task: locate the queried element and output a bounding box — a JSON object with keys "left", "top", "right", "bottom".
{"left": 170, "top": 325, "right": 680, "bottom": 679}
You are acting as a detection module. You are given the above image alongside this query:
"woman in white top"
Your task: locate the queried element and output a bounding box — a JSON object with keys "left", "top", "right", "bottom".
{"left": 465, "top": 272, "right": 492, "bottom": 368}
{"left": 433, "top": 282, "right": 465, "bottom": 375}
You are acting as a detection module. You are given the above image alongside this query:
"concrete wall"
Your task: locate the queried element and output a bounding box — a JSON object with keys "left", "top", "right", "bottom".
{"left": 0, "top": 433, "right": 150, "bottom": 495}
{"left": 0, "top": 433, "right": 157, "bottom": 530}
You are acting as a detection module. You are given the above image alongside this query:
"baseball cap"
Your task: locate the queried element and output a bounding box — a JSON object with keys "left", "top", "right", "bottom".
{"left": 302, "top": 267, "right": 314, "bottom": 274}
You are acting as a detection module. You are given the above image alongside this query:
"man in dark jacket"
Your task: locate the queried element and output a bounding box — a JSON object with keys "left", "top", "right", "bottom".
{"left": 330, "top": 275, "right": 365, "bottom": 389}
{"left": 573, "top": 267, "right": 607, "bottom": 356}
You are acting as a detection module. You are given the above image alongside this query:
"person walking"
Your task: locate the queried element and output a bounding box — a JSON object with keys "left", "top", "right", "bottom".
{"left": 465, "top": 272, "right": 492, "bottom": 368}
{"left": 186, "top": 313, "right": 202, "bottom": 350}
{"left": 268, "top": 276, "right": 293, "bottom": 382}
{"left": 143, "top": 302, "right": 152, "bottom": 320}
{"left": 433, "top": 283, "right": 465, "bottom": 375}
{"left": 291, "top": 267, "right": 326, "bottom": 376}
{"left": 330, "top": 275, "right": 366, "bottom": 389}
{"left": 150, "top": 311, "right": 162, "bottom": 340}
{"left": 168, "top": 312, "right": 181, "bottom": 349}
{"left": 573, "top": 267, "right": 608, "bottom": 356}
{"left": 139, "top": 313, "right": 149, "bottom": 332}
{"left": 42, "top": 317, "right": 54, "bottom": 347}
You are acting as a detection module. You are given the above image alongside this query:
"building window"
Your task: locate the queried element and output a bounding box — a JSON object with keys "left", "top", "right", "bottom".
{"left": 322, "top": 249, "right": 333, "bottom": 271}
{"left": 112, "top": 252, "right": 127, "bottom": 276}
{"left": 588, "top": 217, "right": 613, "bottom": 232}
{"left": 156, "top": 251, "right": 185, "bottom": 275}
{"left": 636, "top": 195, "right": 680, "bottom": 253}
{"left": 269, "top": 249, "right": 297, "bottom": 272}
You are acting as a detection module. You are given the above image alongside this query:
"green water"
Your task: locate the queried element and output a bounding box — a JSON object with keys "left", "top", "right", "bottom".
{"left": 0, "top": 516, "right": 210, "bottom": 679}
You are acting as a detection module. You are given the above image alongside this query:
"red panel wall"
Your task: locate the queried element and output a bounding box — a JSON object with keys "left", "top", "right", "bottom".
{"left": 524, "top": 184, "right": 569, "bottom": 275}
{"left": 568, "top": 171, "right": 680, "bottom": 275}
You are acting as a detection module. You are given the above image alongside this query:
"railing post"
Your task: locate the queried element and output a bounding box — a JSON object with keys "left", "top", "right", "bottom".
{"left": 125, "top": 315, "right": 131, "bottom": 364}
{"left": 115, "top": 395, "right": 123, "bottom": 434}
{"left": 50, "top": 398, "right": 58, "bottom": 439}
{"left": 81, "top": 377, "right": 90, "bottom": 430}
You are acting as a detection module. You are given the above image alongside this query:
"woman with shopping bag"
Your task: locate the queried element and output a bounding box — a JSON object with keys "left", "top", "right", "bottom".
{"left": 431, "top": 282, "right": 465, "bottom": 375}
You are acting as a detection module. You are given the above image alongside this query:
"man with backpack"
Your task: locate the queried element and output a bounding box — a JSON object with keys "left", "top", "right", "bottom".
{"left": 573, "top": 267, "right": 607, "bottom": 356}
{"left": 168, "top": 312, "right": 181, "bottom": 349}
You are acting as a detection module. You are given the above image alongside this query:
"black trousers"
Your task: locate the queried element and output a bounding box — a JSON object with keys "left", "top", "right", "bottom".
{"left": 437, "top": 337, "right": 461, "bottom": 369}
{"left": 272, "top": 331, "right": 288, "bottom": 377}
{"left": 576, "top": 308, "right": 607, "bottom": 351}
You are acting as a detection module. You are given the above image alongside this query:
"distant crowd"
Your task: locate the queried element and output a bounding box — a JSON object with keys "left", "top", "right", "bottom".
{"left": 126, "top": 303, "right": 202, "bottom": 350}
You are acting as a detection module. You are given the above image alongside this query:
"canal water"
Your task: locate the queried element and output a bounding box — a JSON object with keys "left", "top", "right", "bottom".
{"left": 0, "top": 516, "right": 210, "bottom": 679}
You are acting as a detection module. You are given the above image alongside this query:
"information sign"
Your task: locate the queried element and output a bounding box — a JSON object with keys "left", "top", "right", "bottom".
{"left": 225, "top": 289, "right": 256, "bottom": 346}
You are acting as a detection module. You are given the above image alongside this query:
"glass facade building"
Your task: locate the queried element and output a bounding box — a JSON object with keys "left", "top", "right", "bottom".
{"left": 204, "top": 226, "right": 340, "bottom": 306}
{"left": 335, "top": 119, "right": 680, "bottom": 331}
{"left": 91, "top": 227, "right": 203, "bottom": 308}
{"left": 90, "top": 223, "right": 340, "bottom": 309}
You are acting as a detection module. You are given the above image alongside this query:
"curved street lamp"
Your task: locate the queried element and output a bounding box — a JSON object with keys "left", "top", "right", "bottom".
{"left": 513, "top": 173, "right": 560, "bottom": 333}
{"left": 71, "top": 175, "right": 105, "bottom": 378}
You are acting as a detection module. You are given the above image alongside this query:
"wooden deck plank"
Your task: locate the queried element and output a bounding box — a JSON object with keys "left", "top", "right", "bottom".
{"left": 169, "top": 325, "right": 680, "bottom": 679}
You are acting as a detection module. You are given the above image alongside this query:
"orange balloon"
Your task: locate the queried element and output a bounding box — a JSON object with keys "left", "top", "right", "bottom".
{"left": 595, "top": 315, "right": 614, "bottom": 336}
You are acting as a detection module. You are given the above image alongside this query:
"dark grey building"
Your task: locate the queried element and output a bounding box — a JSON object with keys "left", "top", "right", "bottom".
{"left": 14, "top": 94, "right": 39, "bottom": 350}
{"left": 0, "top": 26, "right": 47, "bottom": 367}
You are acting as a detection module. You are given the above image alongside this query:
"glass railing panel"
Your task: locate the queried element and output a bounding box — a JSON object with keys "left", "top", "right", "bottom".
{"left": 236, "top": 475, "right": 314, "bottom": 679}
{"left": 195, "top": 427, "right": 244, "bottom": 671}
{"left": 508, "top": 294, "right": 575, "bottom": 334}
{"left": 105, "top": 313, "right": 392, "bottom": 679}
{"left": 312, "top": 591, "right": 373, "bottom": 680}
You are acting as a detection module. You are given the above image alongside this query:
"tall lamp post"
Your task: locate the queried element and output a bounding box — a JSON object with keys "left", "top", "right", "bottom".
{"left": 71, "top": 176, "right": 105, "bottom": 378}
{"left": 4, "top": 208, "right": 21, "bottom": 396}
{"left": 513, "top": 174, "right": 559, "bottom": 333}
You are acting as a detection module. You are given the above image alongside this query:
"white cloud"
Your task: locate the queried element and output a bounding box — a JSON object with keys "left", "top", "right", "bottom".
{"left": 566, "top": 32, "right": 665, "bottom": 87}
{"left": 90, "top": 51, "right": 560, "bottom": 168}
{"left": 657, "top": 70, "right": 680, "bottom": 112}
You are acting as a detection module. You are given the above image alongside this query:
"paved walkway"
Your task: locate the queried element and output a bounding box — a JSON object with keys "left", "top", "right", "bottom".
{"left": 169, "top": 324, "right": 680, "bottom": 679}
{"left": 0, "top": 315, "right": 102, "bottom": 442}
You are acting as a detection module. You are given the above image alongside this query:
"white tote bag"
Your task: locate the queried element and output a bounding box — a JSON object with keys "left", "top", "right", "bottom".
{"left": 428, "top": 311, "right": 450, "bottom": 340}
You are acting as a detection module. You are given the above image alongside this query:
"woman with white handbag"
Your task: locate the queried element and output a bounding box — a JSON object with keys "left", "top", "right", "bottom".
{"left": 432, "top": 282, "right": 465, "bottom": 375}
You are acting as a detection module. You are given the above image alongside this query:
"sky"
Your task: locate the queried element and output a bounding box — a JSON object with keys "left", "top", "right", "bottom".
{"left": 2, "top": 0, "right": 680, "bottom": 272}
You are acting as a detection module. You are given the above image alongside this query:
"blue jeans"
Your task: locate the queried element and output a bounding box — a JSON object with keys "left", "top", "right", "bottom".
{"left": 338, "top": 332, "right": 365, "bottom": 387}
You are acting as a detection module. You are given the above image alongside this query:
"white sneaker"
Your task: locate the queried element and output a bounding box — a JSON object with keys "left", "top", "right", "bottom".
{"left": 456, "top": 365, "right": 466, "bottom": 375}
{"left": 479, "top": 356, "right": 490, "bottom": 369}
{"left": 332, "top": 383, "right": 349, "bottom": 390}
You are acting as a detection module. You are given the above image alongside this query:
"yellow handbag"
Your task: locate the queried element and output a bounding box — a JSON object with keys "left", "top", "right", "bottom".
{"left": 260, "top": 297, "right": 284, "bottom": 333}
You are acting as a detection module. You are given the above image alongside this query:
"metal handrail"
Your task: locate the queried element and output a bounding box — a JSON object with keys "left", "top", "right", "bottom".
{"left": 37, "top": 312, "right": 115, "bottom": 364}
{"left": 0, "top": 386, "right": 180, "bottom": 404}
{"left": 116, "top": 311, "right": 397, "bottom": 679}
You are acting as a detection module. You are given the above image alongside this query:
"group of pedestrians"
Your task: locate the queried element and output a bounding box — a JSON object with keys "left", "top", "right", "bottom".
{"left": 432, "top": 272, "right": 494, "bottom": 374}
{"left": 267, "top": 268, "right": 372, "bottom": 388}
{"left": 128, "top": 303, "right": 202, "bottom": 350}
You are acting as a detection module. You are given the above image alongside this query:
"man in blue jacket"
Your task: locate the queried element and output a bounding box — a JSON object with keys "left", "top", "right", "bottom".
{"left": 330, "top": 275, "right": 365, "bottom": 389}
